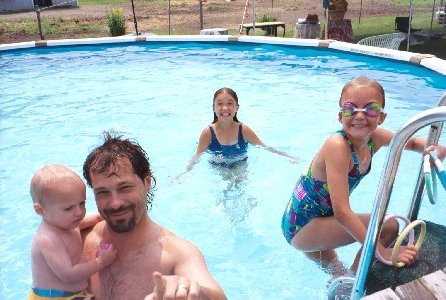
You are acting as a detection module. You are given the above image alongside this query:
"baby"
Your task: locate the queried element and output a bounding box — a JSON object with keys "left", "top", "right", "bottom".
{"left": 29, "top": 164, "right": 117, "bottom": 299}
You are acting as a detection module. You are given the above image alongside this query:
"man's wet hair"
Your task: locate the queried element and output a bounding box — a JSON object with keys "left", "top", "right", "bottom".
{"left": 83, "top": 130, "right": 156, "bottom": 210}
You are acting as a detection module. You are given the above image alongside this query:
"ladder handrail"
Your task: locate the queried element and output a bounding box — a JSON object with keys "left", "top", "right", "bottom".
{"left": 408, "top": 93, "right": 446, "bottom": 221}
{"left": 351, "top": 102, "right": 446, "bottom": 299}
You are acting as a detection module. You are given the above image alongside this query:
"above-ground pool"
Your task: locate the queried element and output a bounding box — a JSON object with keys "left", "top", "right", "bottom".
{"left": 1, "top": 36, "right": 446, "bottom": 299}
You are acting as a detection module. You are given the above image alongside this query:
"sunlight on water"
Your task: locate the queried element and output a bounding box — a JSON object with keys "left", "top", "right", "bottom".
{"left": 1, "top": 42, "right": 445, "bottom": 299}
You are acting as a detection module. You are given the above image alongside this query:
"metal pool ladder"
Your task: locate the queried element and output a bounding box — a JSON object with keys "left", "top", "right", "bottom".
{"left": 327, "top": 92, "right": 446, "bottom": 299}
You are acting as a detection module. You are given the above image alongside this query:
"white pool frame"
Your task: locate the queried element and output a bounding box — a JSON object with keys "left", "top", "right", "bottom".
{"left": 1, "top": 35, "right": 446, "bottom": 76}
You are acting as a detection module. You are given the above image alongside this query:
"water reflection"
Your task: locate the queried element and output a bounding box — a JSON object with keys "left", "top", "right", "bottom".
{"left": 211, "top": 161, "right": 257, "bottom": 224}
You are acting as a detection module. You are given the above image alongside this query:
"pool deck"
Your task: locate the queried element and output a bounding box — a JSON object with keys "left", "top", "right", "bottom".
{"left": 363, "top": 267, "right": 446, "bottom": 299}
{"left": 1, "top": 35, "right": 446, "bottom": 76}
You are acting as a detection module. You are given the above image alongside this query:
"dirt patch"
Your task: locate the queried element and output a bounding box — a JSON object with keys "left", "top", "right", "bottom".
{"left": 0, "top": 0, "right": 427, "bottom": 44}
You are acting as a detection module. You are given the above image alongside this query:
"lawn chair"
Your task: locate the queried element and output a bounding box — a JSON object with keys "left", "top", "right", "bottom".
{"left": 435, "top": 6, "right": 445, "bottom": 25}
{"left": 395, "top": 16, "right": 422, "bottom": 33}
{"left": 357, "top": 32, "right": 407, "bottom": 50}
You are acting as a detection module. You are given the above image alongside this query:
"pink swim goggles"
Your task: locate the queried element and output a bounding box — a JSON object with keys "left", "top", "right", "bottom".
{"left": 340, "top": 102, "right": 384, "bottom": 118}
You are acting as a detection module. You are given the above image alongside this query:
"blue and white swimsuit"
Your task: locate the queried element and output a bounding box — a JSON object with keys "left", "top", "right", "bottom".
{"left": 207, "top": 124, "right": 248, "bottom": 167}
{"left": 281, "top": 130, "right": 375, "bottom": 244}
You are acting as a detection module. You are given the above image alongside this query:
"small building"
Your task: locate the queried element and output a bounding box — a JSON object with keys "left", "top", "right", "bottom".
{"left": 0, "top": 0, "right": 78, "bottom": 12}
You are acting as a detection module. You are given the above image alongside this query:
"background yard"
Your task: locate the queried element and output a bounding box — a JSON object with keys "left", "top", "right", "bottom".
{"left": 0, "top": 0, "right": 445, "bottom": 58}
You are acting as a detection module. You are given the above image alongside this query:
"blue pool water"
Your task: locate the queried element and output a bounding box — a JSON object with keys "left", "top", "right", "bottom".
{"left": 1, "top": 42, "right": 446, "bottom": 299}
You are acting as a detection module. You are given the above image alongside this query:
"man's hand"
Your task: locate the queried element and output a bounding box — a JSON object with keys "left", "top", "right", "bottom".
{"left": 145, "top": 271, "right": 201, "bottom": 300}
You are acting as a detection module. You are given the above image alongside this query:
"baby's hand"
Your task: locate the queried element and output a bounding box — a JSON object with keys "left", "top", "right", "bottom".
{"left": 96, "top": 242, "right": 117, "bottom": 267}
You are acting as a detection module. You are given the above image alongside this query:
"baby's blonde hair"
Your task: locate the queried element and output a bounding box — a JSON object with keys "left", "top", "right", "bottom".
{"left": 30, "top": 164, "right": 84, "bottom": 205}
{"left": 340, "top": 76, "right": 386, "bottom": 108}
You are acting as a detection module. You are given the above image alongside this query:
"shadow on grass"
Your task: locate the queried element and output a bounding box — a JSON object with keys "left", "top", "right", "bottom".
{"left": 403, "top": 38, "right": 446, "bottom": 60}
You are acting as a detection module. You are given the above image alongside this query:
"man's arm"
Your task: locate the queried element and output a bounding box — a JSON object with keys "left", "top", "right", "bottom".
{"left": 175, "top": 242, "right": 226, "bottom": 300}
{"left": 145, "top": 238, "right": 226, "bottom": 300}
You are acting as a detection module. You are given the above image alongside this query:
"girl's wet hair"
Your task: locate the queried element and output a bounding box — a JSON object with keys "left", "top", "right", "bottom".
{"left": 212, "top": 87, "right": 240, "bottom": 123}
{"left": 340, "top": 76, "right": 386, "bottom": 108}
{"left": 83, "top": 130, "right": 156, "bottom": 211}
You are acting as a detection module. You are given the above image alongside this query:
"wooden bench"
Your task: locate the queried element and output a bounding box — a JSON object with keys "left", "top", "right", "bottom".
{"left": 240, "top": 21, "right": 286, "bottom": 37}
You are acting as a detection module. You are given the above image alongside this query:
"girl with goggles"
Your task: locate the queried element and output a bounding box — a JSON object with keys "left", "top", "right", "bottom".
{"left": 281, "top": 76, "right": 446, "bottom": 277}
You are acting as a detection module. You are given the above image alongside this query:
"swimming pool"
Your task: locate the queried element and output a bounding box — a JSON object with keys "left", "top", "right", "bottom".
{"left": 1, "top": 36, "right": 446, "bottom": 299}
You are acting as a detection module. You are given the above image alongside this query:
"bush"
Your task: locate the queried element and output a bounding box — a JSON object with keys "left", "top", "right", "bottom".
{"left": 107, "top": 8, "right": 126, "bottom": 36}
{"left": 257, "top": 13, "right": 278, "bottom": 23}
{"left": 257, "top": 13, "right": 278, "bottom": 36}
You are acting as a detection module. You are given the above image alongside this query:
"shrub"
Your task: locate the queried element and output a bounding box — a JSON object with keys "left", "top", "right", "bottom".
{"left": 207, "top": 3, "right": 228, "bottom": 11}
{"left": 257, "top": 13, "right": 278, "bottom": 23}
{"left": 257, "top": 13, "right": 278, "bottom": 36}
{"left": 107, "top": 8, "right": 126, "bottom": 36}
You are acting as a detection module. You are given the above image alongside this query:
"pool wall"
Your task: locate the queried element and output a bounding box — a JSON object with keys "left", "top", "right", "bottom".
{"left": 1, "top": 35, "right": 446, "bottom": 75}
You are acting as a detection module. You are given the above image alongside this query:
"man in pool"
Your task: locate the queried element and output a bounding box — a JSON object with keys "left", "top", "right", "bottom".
{"left": 81, "top": 131, "right": 227, "bottom": 300}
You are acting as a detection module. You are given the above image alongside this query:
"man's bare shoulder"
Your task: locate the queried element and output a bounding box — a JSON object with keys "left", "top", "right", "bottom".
{"left": 81, "top": 220, "right": 105, "bottom": 258}
{"left": 81, "top": 219, "right": 104, "bottom": 238}
{"left": 159, "top": 226, "right": 203, "bottom": 259}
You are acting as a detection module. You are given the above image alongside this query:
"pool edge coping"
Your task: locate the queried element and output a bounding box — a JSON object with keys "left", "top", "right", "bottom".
{"left": 1, "top": 35, "right": 445, "bottom": 75}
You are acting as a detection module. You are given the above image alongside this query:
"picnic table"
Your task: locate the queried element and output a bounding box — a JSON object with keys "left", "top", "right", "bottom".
{"left": 240, "top": 21, "right": 286, "bottom": 37}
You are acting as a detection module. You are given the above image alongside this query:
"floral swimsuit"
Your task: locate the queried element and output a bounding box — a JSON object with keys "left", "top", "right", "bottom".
{"left": 281, "top": 130, "right": 375, "bottom": 244}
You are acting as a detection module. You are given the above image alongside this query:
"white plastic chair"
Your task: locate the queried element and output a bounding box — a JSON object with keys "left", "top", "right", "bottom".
{"left": 435, "top": 6, "right": 445, "bottom": 24}
{"left": 357, "top": 33, "right": 407, "bottom": 50}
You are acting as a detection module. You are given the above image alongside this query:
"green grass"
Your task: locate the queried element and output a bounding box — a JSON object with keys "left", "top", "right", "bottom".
{"left": 351, "top": 13, "right": 445, "bottom": 41}
{"left": 408, "top": 38, "right": 446, "bottom": 57}
{"left": 350, "top": 13, "right": 446, "bottom": 58}
{"left": 79, "top": 0, "right": 126, "bottom": 5}
{"left": 79, "top": 0, "right": 167, "bottom": 5}
{"left": 0, "top": 17, "right": 105, "bottom": 35}
{"left": 206, "top": 3, "right": 229, "bottom": 12}
{"left": 392, "top": 0, "right": 433, "bottom": 6}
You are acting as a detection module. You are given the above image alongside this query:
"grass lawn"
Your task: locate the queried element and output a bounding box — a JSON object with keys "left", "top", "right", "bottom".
{"left": 350, "top": 13, "right": 446, "bottom": 58}
{"left": 80, "top": 0, "right": 128, "bottom": 4}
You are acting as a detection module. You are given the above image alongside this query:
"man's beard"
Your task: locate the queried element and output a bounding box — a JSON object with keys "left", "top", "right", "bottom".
{"left": 104, "top": 205, "right": 137, "bottom": 233}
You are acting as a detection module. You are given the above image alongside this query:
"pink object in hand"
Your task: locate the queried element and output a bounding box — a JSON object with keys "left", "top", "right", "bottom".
{"left": 100, "top": 243, "right": 111, "bottom": 250}
{"left": 96, "top": 242, "right": 111, "bottom": 257}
